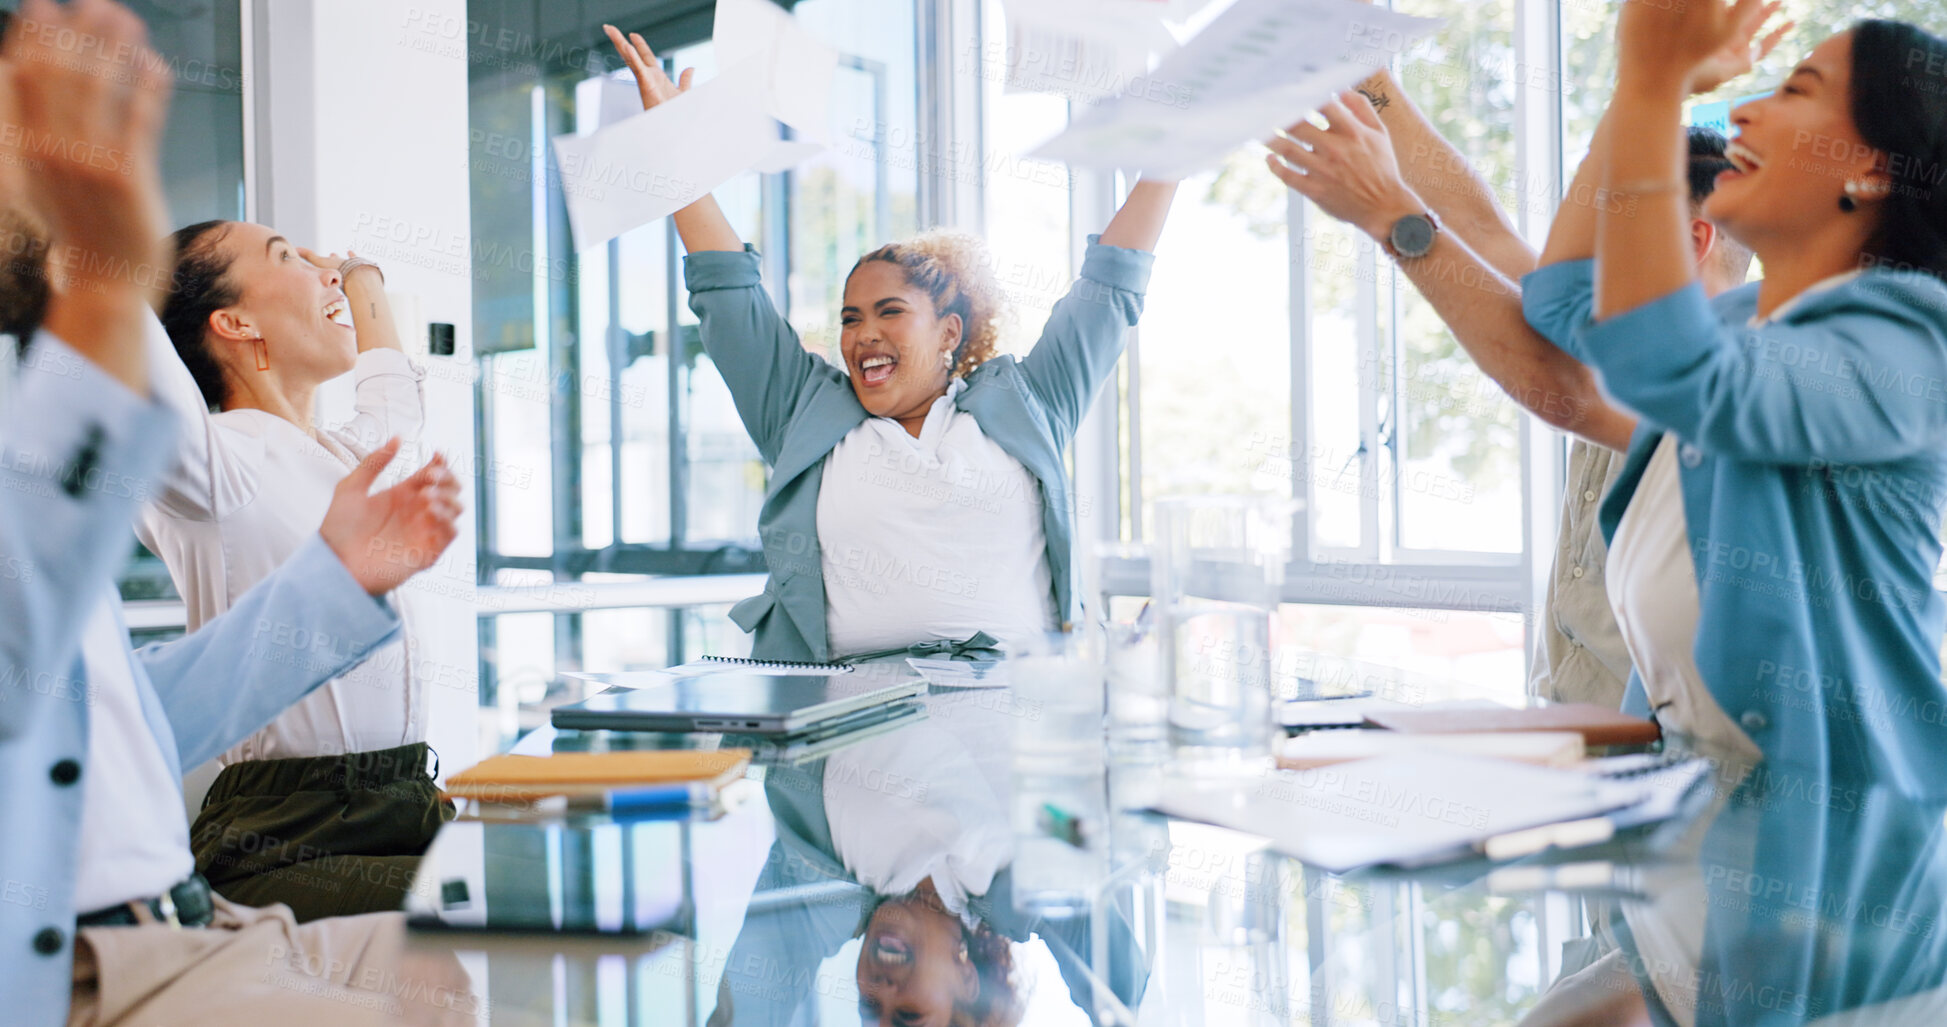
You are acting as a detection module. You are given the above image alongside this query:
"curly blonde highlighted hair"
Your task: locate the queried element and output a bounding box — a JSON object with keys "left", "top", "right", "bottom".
{"left": 853, "top": 231, "right": 1009, "bottom": 379}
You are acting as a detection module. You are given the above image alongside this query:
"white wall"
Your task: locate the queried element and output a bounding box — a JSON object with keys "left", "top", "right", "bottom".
{"left": 254, "top": 0, "right": 480, "bottom": 780}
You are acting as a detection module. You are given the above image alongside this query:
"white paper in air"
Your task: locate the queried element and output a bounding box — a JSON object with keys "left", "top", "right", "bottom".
{"left": 995, "top": 0, "right": 1178, "bottom": 105}
{"left": 1029, "top": 0, "right": 1441, "bottom": 180}
{"left": 552, "top": 0, "right": 837, "bottom": 249}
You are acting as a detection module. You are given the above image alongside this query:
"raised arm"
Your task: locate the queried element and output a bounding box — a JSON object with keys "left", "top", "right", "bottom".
{"left": 297, "top": 249, "right": 428, "bottom": 452}
{"left": 7, "top": 0, "right": 173, "bottom": 395}
{"left": 1267, "top": 92, "right": 1635, "bottom": 450}
{"left": 1015, "top": 183, "right": 1168, "bottom": 437}
{"left": 1355, "top": 70, "right": 1537, "bottom": 281}
{"left": 1580, "top": 1, "right": 1783, "bottom": 294}
{"left": 301, "top": 248, "right": 402, "bottom": 355}
{"left": 1096, "top": 179, "right": 1179, "bottom": 253}
{"left": 605, "top": 24, "right": 744, "bottom": 254}
{"left": 0, "top": 0, "right": 178, "bottom": 736}
{"left": 1538, "top": 109, "right": 1614, "bottom": 269}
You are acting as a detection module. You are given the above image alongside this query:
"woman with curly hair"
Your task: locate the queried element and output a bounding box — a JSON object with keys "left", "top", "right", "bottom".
{"left": 606, "top": 26, "right": 1176, "bottom": 661}
{"left": 857, "top": 880, "right": 1025, "bottom": 1027}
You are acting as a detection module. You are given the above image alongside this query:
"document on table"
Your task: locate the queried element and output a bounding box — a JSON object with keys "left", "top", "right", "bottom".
{"left": 551, "top": 0, "right": 836, "bottom": 248}
{"left": 1030, "top": 0, "right": 1440, "bottom": 178}
{"left": 905, "top": 657, "right": 1011, "bottom": 690}
{"left": 1152, "top": 751, "right": 1649, "bottom": 873}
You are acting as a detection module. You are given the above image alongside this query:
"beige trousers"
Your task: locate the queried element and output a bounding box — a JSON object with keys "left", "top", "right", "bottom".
{"left": 68, "top": 896, "right": 477, "bottom": 1026}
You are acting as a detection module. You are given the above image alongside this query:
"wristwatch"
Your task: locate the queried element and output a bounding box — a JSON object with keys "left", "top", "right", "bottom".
{"left": 1383, "top": 210, "right": 1441, "bottom": 260}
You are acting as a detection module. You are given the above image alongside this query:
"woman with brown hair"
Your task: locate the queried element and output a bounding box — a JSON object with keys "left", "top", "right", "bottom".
{"left": 606, "top": 25, "right": 1176, "bottom": 662}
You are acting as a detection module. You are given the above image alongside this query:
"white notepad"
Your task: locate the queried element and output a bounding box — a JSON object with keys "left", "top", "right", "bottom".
{"left": 1152, "top": 751, "right": 1648, "bottom": 873}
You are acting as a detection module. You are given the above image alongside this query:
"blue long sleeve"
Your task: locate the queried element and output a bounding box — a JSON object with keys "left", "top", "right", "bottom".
{"left": 0, "top": 334, "right": 176, "bottom": 741}
{"left": 1524, "top": 261, "right": 1947, "bottom": 465}
{"left": 1018, "top": 236, "right": 1155, "bottom": 440}
{"left": 136, "top": 534, "right": 401, "bottom": 771}
{"left": 684, "top": 245, "right": 831, "bottom": 466}
{"left": 1520, "top": 259, "right": 1599, "bottom": 357}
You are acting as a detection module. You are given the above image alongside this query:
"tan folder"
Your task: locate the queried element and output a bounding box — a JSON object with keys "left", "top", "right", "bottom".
{"left": 443, "top": 749, "right": 752, "bottom": 802}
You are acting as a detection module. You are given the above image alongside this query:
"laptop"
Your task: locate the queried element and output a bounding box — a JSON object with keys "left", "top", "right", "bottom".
{"left": 549, "top": 671, "right": 926, "bottom": 734}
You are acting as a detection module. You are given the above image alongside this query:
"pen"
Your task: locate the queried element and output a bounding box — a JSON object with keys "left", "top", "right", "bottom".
{"left": 579, "top": 783, "right": 715, "bottom": 815}
{"left": 1038, "top": 803, "right": 1090, "bottom": 848}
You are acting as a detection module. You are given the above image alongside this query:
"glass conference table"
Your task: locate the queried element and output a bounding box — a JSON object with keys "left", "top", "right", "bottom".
{"left": 365, "top": 672, "right": 1947, "bottom": 1026}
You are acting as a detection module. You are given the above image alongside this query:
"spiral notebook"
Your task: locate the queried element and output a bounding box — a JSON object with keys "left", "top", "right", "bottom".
{"left": 669, "top": 656, "right": 852, "bottom": 675}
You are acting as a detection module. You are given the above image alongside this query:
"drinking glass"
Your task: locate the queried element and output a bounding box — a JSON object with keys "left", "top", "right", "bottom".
{"left": 1151, "top": 495, "right": 1296, "bottom": 772}
{"left": 1009, "top": 631, "right": 1107, "bottom": 916}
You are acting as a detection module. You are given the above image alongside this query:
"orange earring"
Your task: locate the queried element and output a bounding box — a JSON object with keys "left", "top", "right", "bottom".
{"left": 254, "top": 337, "right": 269, "bottom": 371}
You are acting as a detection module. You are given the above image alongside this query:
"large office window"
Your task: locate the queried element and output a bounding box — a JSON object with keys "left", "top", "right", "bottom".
{"left": 1109, "top": 0, "right": 1532, "bottom": 699}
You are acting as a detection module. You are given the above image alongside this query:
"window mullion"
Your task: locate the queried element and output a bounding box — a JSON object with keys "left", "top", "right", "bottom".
{"left": 1288, "top": 189, "right": 1316, "bottom": 564}
{"left": 1355, "top": 224, "right": 1383, "bottom": 562}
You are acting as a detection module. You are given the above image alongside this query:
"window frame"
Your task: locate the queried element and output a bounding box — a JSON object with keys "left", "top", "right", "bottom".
{"left": 1075, "top": 0, "right": 1570, "bottom": 636}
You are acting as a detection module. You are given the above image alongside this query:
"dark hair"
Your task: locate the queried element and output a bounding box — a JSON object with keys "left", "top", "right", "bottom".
{"left": 0, "top": 208, "right": 50, "bottom": 349}
{"left": 1686, "top": 125, "right": 1735, "bottom": 207}
{"left": 1684, "top": 126, "right": 1754, "bottom": 281}
{"left": 1851, "top": 19, "right": 1947, "bottom": 280}
{"left": 159, "top": 220, "right": 242, "bottom": 409}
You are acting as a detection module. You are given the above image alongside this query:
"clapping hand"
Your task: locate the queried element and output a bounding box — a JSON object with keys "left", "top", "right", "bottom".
{"left": 319, "top": 438, "right": 463, "bottom": 597}
{"left": 1687, "top": 1, "right": 1793, "bottom": 97}
{"left": 1618, "top": 0, "right": 1772, "bottom": 96}
{"left": 3, "top": 0, "right": 173, "bottom": 306}
{"left": 1264, "top": 91, "right": 1423, "bottom": 244}
{"left": 603, "top": 24, "right": 692, "bottom": 112}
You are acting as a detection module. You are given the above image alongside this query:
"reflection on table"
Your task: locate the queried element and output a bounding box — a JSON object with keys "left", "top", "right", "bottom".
{"left": 367, "top": 686, "right": 1947, "bottom": 1025}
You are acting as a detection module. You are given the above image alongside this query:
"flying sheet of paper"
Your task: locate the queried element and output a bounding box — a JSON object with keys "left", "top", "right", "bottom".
{"left": 995, "top": 0, "right": 1178, "bottom": 105}
{"left": 552, "top": 0, "right": 837, "bottom": 249}
{"left": 1029, "top": 0, "right": 1440, "bottom": 179}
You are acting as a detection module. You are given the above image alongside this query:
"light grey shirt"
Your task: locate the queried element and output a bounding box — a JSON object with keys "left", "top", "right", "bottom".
{"left": 1528, "top": 439, "right": 1632, "bottom": 708}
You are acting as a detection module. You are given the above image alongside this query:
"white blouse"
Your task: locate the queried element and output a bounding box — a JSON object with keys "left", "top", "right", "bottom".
{"left": 824, "top": 698, "right": 1012, "bottom": 921}
{"left": 134, "top": 315, "right": 430, "bottom": 765}
{"left": 1605, "top": 436, "right": 1761, "bottom": 764}
{"left": 816, "top": 379, "right": 1058, "bottom": 658}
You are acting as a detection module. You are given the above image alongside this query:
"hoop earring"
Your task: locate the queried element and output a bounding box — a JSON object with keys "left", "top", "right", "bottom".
{"left": 253, "top": 337, "right": 270, "bottom": 371}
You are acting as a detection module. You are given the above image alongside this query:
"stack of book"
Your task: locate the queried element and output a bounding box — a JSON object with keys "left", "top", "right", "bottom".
{"left": 444, "top": 749, "right": 752, "bottom": 815}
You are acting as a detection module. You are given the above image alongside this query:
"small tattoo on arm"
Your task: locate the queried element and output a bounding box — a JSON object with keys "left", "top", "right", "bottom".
{"left": 1358, "top": 87, "right": 1391, "bottom": 113}
{"left": 370, "top": 303, "right": 377, "bottom": 318}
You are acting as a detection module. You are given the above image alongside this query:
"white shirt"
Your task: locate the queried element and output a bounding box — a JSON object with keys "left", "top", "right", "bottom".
{"left": 135, "top": 318, "right": 429, "bottom": 764}
{"left": 73, "top": 598, "right": 196, "bottom": 911}
{"left": 825, "top": 699, "right": 1012, "bottom": 921}
{"left": 817, "top": 379, "right": 1057, "bottom": 657}
{"left": 1606, "top": 437, "right": 1761, "bottom": 764}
